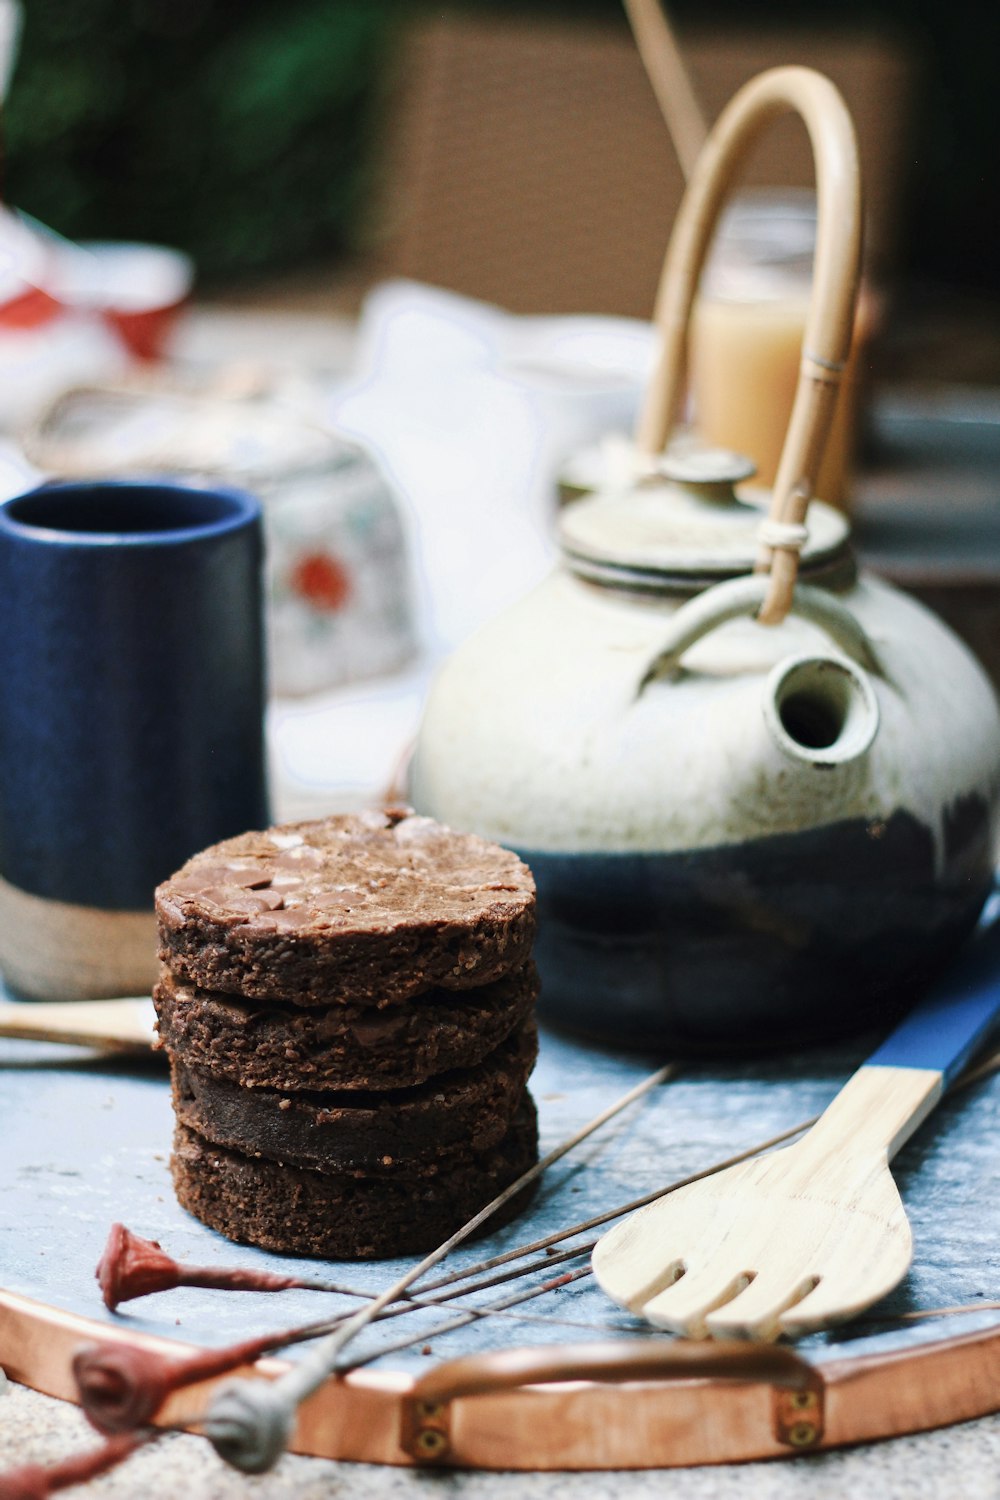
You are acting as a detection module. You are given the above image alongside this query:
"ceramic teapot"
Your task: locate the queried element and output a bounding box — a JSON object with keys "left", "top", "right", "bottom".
{"left": 410, "top": 68, "right": 1000, "bottom": 1050}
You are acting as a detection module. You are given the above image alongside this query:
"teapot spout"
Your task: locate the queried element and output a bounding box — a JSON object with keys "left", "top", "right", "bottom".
{"left": 763, "top": 652, "right": 879, "bottom": 768}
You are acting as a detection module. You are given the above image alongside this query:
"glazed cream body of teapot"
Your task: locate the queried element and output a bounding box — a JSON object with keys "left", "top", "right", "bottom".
{"left": 410, "top": 68, "right": 1000, "bottom": 1049}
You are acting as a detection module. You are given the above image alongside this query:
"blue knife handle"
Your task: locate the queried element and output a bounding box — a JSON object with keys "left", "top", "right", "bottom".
{"left": 866, "top": 902, "right": 1000, "bottom": 1085}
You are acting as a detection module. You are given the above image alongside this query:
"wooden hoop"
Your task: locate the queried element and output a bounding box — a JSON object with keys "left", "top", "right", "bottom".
{"left": 2, "top": 1289, "right": 998, "bottom": 1470}
{"left": 636, "top": 65, "right": 862, "bottom": 625}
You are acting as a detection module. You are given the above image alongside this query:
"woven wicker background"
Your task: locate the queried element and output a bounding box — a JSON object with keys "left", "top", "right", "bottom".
{"left": 375, "top": 14, "right": 913, "bottom": 317}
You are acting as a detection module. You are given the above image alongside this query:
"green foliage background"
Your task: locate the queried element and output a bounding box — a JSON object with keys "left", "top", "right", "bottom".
{"left": 4, "top": 0, "right": 998, "bottom": 294}
{"left": 4, "top": 0, "right": 389, "bottom": 282}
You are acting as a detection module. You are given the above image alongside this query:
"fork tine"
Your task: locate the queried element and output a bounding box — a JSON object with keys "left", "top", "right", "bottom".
{"left": 705, "top": 1272, "right": 820, "bottom": 1342}
{"left": 777, "top": 1217, "right": 915, "bottom": 1337}
{"left": 642, "top": 1265, "right": 753, "bottom": 1338}
{"left": 776, "top": 1272, "right": 895, "bottom": 1339}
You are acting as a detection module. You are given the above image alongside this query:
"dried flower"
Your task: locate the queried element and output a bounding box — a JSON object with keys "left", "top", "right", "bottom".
{"left": 0, "top": 1432, "right": 147, "bottom": 1499}
{"left": 72, "top": 1345, "right": 177, "bottom": 1436}
{"left": 96, "top": 1224, "right": 308, "bottom": 1311}
{"left": 73, "top": 1334, "right": 283, "bottom": 1436}
{"left": 96, "top": 1226, "right": 180, "bottom": 1310}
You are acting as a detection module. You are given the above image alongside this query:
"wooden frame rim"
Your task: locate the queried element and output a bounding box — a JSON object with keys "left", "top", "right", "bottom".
{"left": 3, "top": 1288, "right": 998, "bottom": 1470}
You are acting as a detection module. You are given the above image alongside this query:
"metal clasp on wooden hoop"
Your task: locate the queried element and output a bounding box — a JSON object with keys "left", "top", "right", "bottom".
{"left": 400, "top": 1340, "right": 826, "bottom": 1464}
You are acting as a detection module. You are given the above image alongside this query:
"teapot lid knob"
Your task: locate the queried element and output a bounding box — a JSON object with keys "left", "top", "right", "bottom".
{"left": 656, "top": 446, "right": 757, "bottom": 505}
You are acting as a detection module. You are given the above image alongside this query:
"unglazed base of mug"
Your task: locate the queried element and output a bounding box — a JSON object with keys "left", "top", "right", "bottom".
{"left": 0, "top": 877, "right": 159, "bottom": 1000}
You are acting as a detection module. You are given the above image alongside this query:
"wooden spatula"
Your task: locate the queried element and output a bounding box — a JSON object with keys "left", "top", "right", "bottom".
{"left": 593, "top": 916, "right": 1000, "bottom": 1341}
{"left": 0, "top": 997, "right": 156, "bottom": 1052}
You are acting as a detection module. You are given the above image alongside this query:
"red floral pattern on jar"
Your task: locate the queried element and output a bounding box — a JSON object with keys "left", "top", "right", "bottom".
{"left": 289, "top": 551, "right": 352, "bottom": 611}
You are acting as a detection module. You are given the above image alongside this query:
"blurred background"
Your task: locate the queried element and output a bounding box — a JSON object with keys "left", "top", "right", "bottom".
{"left": 7, "top": 0, "right": 998, "bottom": 320}
{"left": 2, "top": 0, "right": 999, "bottom": 815}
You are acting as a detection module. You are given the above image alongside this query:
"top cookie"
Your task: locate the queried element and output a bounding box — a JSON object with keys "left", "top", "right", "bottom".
{"left": 155, "top": 809, "right": 536, "bottom": 1005}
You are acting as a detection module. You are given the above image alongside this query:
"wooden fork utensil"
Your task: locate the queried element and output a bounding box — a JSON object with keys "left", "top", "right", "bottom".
{"left": 593, "top": 916, "right": 1000, "bottom": 1341}
{"left": 0, "top": 996, "right": 156, "bottom": 1052}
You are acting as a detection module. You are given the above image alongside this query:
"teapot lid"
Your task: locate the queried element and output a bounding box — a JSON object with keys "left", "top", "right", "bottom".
{"left": 558, "top": 438, "right": 852, "bottom": 590}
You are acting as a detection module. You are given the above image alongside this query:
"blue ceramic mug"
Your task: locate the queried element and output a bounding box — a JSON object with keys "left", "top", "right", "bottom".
{"left": 0, "top": 480, "right": 270, "bottom": 998}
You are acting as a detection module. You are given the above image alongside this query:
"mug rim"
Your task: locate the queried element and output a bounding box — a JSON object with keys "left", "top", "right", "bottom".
{"left": 0, "top": 478, "right": 261, "bottom": 548}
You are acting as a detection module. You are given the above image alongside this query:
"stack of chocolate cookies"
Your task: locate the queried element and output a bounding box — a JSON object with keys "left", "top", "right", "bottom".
{"left": 153, "top": 809, "right": 539, "bottom": 1259}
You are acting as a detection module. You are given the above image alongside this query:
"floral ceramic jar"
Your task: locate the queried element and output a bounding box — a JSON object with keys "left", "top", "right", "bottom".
{"left": 24, "top": 382, "right": 416, "bottom": 697}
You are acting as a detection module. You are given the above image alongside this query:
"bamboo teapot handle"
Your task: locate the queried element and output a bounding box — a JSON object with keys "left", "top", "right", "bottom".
{"left": 637, "top": 66, "right": 862, "bottom": 625}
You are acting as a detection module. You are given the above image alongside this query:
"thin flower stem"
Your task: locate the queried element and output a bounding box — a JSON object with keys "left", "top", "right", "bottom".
{"left": 200, "top": 1064, "right": 677, "bottom": 1469}
{"left": 952, "top": 1046, "right": 1000, "bottom": 1091}
{"left": 295, "top": 1241, "right": 591, "bottom": 1321}
{"left": 415, "top": 1114, "right": 818, "bottom": 1294}
{"left": 327, "top": 1244, "right": 596, "bottom": 1335}
{"left": 400, "top": 1042, "right": 1000, "bottom": 1305}
{"left": 242, "top": 1049, "right": 1000, "bottom": 1363}
{"left": 281, "top": 1064, "right": 676, "bottom": 1383}
{"left": 327, "top": 1268, "right": 595, "bottom": 1375}
{"left": 891, "top": 1299, "right": 1000, "bottom": 1321}
{"left": 0, "top": 1429, "right": 155, "bottom": 1497}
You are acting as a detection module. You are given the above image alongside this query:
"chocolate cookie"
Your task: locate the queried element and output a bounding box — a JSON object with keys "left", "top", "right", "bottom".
{"left": 156, "top": 810, "right": 535, "bottom": 1005}
{"left": 171, "top": 1095, "right": 539, "bottom": 1258}
{"left": 154, "top": 962, "right": 539, "bottom": 1092}
{"left": 169, "top": 1022, "right": 537, "bottom": 1175}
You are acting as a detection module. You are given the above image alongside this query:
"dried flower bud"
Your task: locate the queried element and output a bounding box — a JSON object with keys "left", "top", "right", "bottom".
{"left": 0, "top": 1432, "right": 146, "bottom": 1498}
{"left": 96, "top": 1223, "right": 310, "bottom": 1311}
{"left": 74, "top": 1333, "right": 282, "bottom": 1435}
{"left": 72, "top": 1345, "right": 175, "bottom": 1435}
{"left": 0, "top": 1464, "right": 45, "bottom": 1500}
{"left": 96, "top": 1225, "right": 181, "bottom": 1310}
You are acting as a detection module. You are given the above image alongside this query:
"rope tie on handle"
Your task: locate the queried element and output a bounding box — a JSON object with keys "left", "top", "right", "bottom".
{"left": 756, "top": 518, "right": 810, "bottom": 554}
{"left": 755, "top": 487, "right": 813, "bottom": 621}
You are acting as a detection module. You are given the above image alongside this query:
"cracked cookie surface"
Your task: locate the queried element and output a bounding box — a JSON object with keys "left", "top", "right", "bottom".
{"left": 156, "top": 809, "right": 536, "bottom": 1004}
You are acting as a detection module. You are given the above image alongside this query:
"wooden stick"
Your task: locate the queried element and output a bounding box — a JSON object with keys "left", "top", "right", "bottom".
{"left": 0, "top": 997, "right": 156, "bottom": 1052}
{"left": 622, "top": 0, "right": 708, "bottom": 180}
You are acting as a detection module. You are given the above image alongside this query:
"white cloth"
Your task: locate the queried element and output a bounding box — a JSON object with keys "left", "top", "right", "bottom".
{"left": 273, "top": 281, "right": 656, "bottom": 815}
{"left": 328, "top": 279, "right": 653, "bottom": 658}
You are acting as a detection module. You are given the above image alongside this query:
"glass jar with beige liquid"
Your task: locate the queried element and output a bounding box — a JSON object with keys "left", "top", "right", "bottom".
{"left": 690, "top": 190, "right": 871, "bottom": 510}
